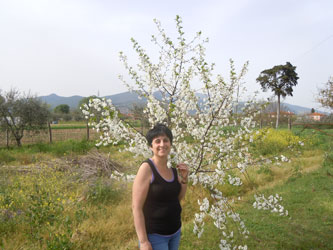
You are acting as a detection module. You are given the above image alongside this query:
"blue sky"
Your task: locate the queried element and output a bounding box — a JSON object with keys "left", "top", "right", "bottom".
{"left": 0, "top": 0, "right": 332, "bottom": 110}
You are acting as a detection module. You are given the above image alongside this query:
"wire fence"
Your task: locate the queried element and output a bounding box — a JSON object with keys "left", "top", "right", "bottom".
{"left": 0, "top": 126, "right": 99, "bottom": 147}
{"left": 1, "top": 121, "right": 332, "bottom": 147}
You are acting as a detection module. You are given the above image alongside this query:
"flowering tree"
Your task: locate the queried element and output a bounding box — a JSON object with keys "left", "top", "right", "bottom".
{"left": 317, "top": 76, "right": 333, "bottom": 112}
{"left": 82, "top": 16, "right": 288, "bottom": 249}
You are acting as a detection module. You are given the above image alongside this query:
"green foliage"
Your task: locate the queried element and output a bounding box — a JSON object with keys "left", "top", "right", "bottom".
{"left": 0, "top": 140, "right": 95, "bottom": 165}
{"left": 292, "top": 127, "right": 331, "bottom": 151}
{"left": 54, "top": 104, "right": 70, "bottom": 114}
{"left": 86, "top": 179, "right": 124, "bottom": 205}
{"left": 0, "top": 150, "right": 15, "bottom": 165}
{"left": 0, "top": 164, "right": 86, "bottom": 249}
{"left": 25, "top": 184, "right": 65, "bottom": 236}
{"left": 251, "top": 128, "right": 303, "bottom": 156}
{"left": 49, "top": 140, "right": 91, "bottom": 156}
{"left": 322, "top": 146, "right": 333, "bottom": 177}
{"left": 257, "top": 62, "right": 299, "bottom": 98}
{"left": 51, "top": 125, "right": 87, "bottom": 129}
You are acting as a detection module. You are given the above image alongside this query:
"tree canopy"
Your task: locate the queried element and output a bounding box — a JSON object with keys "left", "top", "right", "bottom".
{"left": 256, "top": 62, "right": 299, "bottom": 128}
{"left": 54, "top": 104, "right": 70, "bottom": 114}
{"left": 0, "top": 89, "right": 50, "bottom": 146}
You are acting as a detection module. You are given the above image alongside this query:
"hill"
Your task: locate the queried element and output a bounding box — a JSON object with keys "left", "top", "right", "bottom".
{"left": 39, "top": 92, "right": 323, "bottom": 115}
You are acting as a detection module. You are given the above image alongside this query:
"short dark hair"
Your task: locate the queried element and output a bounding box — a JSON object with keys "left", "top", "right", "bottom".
{"left": 146, "top": 123, "right": 173, "bottom": 147}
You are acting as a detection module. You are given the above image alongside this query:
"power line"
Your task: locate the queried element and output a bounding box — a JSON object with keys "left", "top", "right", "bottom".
{"left": 293, "top": 33, "right": 333, "bottom": 61}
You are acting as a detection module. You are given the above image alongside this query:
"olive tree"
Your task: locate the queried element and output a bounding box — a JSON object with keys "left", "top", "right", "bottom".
{"left": 0, "top": 89, "right": 50, "bottom": 146}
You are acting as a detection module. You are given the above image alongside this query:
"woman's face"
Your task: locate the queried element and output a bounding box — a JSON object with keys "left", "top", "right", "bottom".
{"left": 150, "top": 134, "right": 171, "bottom": 158}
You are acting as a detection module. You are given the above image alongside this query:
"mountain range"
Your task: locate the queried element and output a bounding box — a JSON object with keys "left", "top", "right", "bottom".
{"left": 39, "top": 92, "right": 321, "bottom": 115}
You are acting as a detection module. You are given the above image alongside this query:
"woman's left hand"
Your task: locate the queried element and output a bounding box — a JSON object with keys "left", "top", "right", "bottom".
{"left": 177, "top": 163, "right": 189, "bottom": 183}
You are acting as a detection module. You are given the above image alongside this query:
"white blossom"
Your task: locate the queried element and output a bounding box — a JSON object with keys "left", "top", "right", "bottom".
{"left": 253, "top": 194, "right": 288, "bottom": 216}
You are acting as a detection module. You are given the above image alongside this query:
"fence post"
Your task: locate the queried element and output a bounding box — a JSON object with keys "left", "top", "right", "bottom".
{"left": 48, "top": 122, "right": 53, "bottom": 143}
{"left": 86, "top": 122, "right": 89, "bottom": 141}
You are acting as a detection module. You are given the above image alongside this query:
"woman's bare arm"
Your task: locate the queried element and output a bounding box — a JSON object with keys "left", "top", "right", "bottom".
{"left": 132, "top": 162, "right": 152, "bottom": 250}
{"left": 177, "top": 163, "right": 189, "bottom": 201}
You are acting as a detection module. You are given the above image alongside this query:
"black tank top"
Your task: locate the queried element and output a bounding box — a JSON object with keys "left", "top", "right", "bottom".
{"left": 143, "top": 159, "right": 182, "bottom": 235}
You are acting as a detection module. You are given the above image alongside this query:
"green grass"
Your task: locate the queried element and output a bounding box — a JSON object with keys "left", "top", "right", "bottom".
{"left": 51, "top": 125, "right": 87, "bottom": 129}
{"left": 180, "top": 149, "right": 333, "bottom": 249}
{"left": 0, "top": 140, "right": 97, "bottom": 165}
{"left": 85, "top": 179, "right": 125, "bottom": 205}
{"left": 240, "top": 163, "right": 333, "bottom": 249}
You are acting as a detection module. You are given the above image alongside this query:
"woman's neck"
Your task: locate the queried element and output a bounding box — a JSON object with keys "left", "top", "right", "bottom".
{"left": 151, "top": 156, "right": 168, "bottom": 168}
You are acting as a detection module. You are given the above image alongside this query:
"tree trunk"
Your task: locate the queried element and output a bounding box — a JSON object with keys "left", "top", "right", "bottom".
{"left": 15, "top": 137, "right": 22, "bottom": 147}
{"left": 13, "top": 129, "right": 24, "bottom": 147}
{"left": 276, "top": 94, "right": 280, "bottom": 129}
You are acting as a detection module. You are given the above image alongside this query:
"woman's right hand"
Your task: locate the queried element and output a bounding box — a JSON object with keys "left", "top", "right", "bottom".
{"left": 140, "top": 241, "right": 152, "bottom": 250}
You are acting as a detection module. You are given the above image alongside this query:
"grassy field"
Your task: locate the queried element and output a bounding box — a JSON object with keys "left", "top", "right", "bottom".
{"left": 0, "top": 128, "right": 332, "bottom": 249}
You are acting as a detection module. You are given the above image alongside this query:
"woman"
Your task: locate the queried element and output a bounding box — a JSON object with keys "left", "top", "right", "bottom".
{"left": 132, "top": 124, "right": 189, "bottom": 250}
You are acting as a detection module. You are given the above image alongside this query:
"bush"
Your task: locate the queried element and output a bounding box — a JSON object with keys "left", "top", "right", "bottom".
{"left": 0, "top": 164, "right": 81, "bottom": 247}
{"left": 252, "top": 128, "right": 303, "bottom": 156}
{"left": 86, "top": 179, "right": 124, "bottom": 205}
{"left": 0, "top": 150, "right": 15, "bottom": 165}
{"left": 50, "top": 140, "right": 93, "bottom": 156}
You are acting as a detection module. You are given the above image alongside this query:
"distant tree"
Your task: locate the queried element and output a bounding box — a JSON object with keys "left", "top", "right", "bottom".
{"left": 256, "top": 62, "right": 299, "bottom": 128}
{"left": 311, "top": 108, "right": 315, "bottom": 113}
{"left": 71, "top": 109, "right": 84, "bottom": 121}
{"left": 317, "top": 76, "right": 333, "bottom": 111}
{"left": 54, "top": 104, "right": 70, "bottom": 114}
{"left": 0, "top": 89, "right": 50, "bottom": 146}
{"left": 78, "top": 96, "right": 98, "bottom": 109}
{"left": 78, "top": 96, "right": 102, "bottom": 140}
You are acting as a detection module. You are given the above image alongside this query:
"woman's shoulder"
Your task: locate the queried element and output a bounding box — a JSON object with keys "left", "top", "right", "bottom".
{"left": 137, "top": 161, "right": 152, "bottom": 177}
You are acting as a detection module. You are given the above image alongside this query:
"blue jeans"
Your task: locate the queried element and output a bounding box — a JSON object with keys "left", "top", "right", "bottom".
{"left": 147, "top": 229, "right": 181, "bottom": 250}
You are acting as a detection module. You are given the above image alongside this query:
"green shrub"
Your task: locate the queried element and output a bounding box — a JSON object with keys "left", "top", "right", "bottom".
{"left": 323, "top": 148, "right": 333, "bottom": 173}
{"left": 29, "top": 143, "right": 51, "bottom": 153}
{"left": 86, "top": 179, "right": 124, "bottom": 205}
{"left": 0, "top": 151, "right": 15, "bottom": 165}
{"left": 50, "top": 140, "right": 93, "bottom": 156}
{"left": 251, "top": 128, "right": 303, "bottom": 156}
